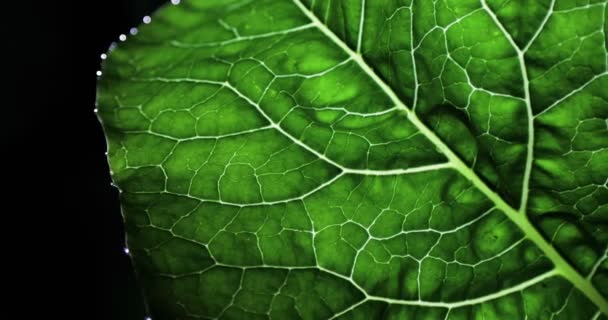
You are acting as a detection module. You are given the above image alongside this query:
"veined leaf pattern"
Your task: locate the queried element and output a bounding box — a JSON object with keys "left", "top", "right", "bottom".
{"left": 97, "top": 0, "right": 608, "bottom": 319}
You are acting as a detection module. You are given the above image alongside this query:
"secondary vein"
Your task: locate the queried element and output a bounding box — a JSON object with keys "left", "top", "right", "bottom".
{"left": 479, "top": 0, "right": 534, "bottom": 214}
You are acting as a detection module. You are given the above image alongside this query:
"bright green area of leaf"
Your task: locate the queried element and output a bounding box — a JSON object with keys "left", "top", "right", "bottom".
{"left": 97, "top": 0, "right": 608, "bottom": 319}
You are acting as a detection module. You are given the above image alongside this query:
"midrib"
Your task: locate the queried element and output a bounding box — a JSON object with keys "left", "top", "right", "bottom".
{"left": 291, "top": 0, "right": 608, "bottom": 314}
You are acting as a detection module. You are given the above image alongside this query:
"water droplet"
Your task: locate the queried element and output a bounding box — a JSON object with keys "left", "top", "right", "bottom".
{"left": 119, "top": 34, "right": 127, "bottom": 41}
{"left": 143, "top": 16, "right": 151, "bottom": 24}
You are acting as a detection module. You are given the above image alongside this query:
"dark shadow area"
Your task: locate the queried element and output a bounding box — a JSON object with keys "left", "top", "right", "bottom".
{"left": 4, "top": 1, "right": 164, "bottom": 319}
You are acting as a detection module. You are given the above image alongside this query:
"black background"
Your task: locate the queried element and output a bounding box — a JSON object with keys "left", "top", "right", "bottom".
{"left": 5, "top": 1, "right": 165, "bottom": 318}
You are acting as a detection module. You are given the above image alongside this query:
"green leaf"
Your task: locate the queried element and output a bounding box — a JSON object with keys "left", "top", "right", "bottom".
{"left": 97, "top": 0, "right": 608, "bottom": 318}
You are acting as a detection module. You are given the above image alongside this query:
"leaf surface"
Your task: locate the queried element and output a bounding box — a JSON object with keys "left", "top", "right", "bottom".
{"left": 97, "top": 0, "right": 608, "bottom": 318}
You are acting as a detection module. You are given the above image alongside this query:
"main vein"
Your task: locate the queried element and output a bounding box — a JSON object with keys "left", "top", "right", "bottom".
{"left": 292, "top": 0, "right": 608, "bottom": 314}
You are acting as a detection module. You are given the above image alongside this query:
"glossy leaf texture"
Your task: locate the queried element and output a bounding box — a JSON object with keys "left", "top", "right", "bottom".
{"left": 96, "top": 0, "right": 608, "bottom": 319}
